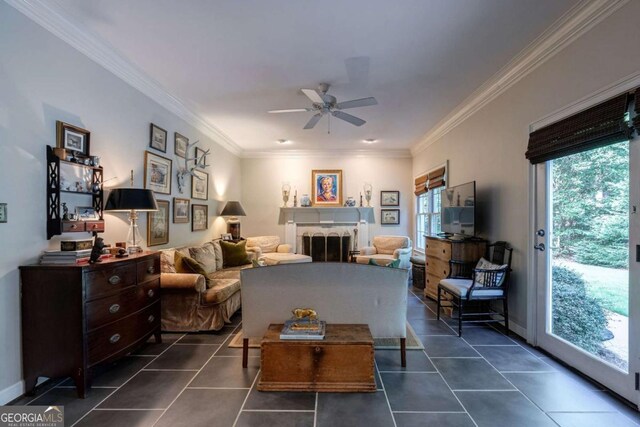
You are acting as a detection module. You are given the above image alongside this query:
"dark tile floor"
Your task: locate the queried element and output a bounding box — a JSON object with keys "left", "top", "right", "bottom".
{"left": 11, "top": 288, "right": 640, "bottom": 427}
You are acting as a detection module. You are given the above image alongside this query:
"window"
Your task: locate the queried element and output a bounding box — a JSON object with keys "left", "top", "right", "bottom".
{"left": 415, "top": 186, "right": 443, "bottom": 251}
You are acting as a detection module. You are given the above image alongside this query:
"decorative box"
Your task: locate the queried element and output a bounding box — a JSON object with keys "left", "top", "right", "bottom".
{"left": 61, "top": 239, "right": 93, "bottom": 251}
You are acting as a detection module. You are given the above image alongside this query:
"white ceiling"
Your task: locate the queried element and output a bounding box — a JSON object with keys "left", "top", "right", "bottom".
{"left": 52, "top": 0, "right": 578, "bottom": 154}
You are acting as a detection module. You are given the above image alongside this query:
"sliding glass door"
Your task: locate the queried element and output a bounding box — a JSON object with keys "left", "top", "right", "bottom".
{"left": 534, "top": 139, "right": 640, "bottom": 403}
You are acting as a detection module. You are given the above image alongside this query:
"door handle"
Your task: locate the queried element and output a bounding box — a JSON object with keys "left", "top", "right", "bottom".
{"left": 534, "top": 243, "right": 545, "bottom": 251}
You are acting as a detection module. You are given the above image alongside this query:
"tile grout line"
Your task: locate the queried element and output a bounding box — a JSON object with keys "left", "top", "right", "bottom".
{"left": 70, "top": 333, "right": 187, "bottom": 427}
{"left": 313, "top": 392, "right": 318, "bottom": 427}
{"left": 231, "top": 368, "right": 261, "bottom": 427}
{"left": 374, "top": 359, "right": 398, "bottom": 427}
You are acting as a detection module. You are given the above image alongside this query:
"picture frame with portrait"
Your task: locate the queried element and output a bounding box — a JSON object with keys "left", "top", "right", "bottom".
{"left": 173, "top": 197, "right": 190, "bottom": 223}
{"left": 380, "top": 191, "right": 400, "bottom": 206}
{"left": 144, "top": 151, "right": 172, "bottom": 195}
{"left": 174, "top": 132, "right": 188, "bottom": 158}
{"left": 149, "top": 123, "right": 167, "bottom": 152}
{"left": 381, "top": 209, "right": 400, "bottom": 225}
{"left": 311, "top": 169, "right": 342, "bottom": 207}
{"left": 191, "top": 169, "right": 208, "bottom": 200}
{"left": 147, "top": 199, "right": 170, "bottom": 246}
{"left": 56, "top": 121, "right": 90, "bottom": 157}
{"left": 192, "top": 204, "right": 208, "bottom": 231}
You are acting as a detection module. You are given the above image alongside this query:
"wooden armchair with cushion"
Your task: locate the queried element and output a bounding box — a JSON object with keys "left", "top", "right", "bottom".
{"left": 436, "top": 241, "right": 513, "bottom": 337}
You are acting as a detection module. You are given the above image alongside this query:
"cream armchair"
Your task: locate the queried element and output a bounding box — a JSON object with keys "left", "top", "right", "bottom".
{"left": 356, "top": 235, "right": 413, "bottom": 269}
{"left": 245, "top": 236, "right": 311, "bottom": 265}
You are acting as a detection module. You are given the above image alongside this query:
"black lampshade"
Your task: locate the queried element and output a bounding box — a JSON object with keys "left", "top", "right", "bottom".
{"left": 105, "top": 188, "right": 158, "bottom": 212}
{"left": 220, "top": 201, "right": 246, "bottom": 217}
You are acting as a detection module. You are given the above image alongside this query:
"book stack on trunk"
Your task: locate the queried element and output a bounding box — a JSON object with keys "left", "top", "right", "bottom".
{"left": 279, "top": 319, "right": 326, "bottom": 340}
{"left": 40, "top": 249, "right": 92, "bottom": 265}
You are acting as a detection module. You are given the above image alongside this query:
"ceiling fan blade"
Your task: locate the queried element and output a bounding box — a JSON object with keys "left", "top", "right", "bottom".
{"left": 336, "top": 97, "right": 378, "bottom": 110}
{"left": 304, "top": 113, "right": 323, "bottom": 129}
{"left": 301, "top": 89, "right": 324, "bottom": 104}
{"left": 332, "top": 111, "right": 366, "bottom": 126}
{"left": 268, "top": 108, "right": 313, "bottom": 113}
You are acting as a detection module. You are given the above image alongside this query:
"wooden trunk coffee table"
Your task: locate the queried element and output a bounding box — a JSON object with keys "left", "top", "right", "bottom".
{"left": 258, "top": 323, "right": 375, "bottom": 392}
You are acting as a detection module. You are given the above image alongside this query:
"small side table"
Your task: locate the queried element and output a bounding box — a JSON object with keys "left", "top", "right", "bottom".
{"left": 349, "top": 250, "right": 360, "bottom": 263}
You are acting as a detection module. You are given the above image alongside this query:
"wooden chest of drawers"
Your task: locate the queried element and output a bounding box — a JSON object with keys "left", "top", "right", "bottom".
{"left": 258, "top": 324, "right": 375, "bottom": 392}
{"left": 424, "top": 236, "right": 486, "bottom": 301}
{"left": 20, "top": 252, "right": 161, "bottom": 398}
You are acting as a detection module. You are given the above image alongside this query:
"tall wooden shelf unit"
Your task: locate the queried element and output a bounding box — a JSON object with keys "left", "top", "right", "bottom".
{"left": 423, "top": 236, "right": 487, "bottom": 301}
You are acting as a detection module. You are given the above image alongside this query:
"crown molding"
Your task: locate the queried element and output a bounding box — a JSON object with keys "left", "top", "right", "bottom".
{"left": 241, "top": 149, "right": 412, "bottom": 159}
{"left": 411, "top": 0, "right": 630, "bottom": 156}
{"left": 5, "top": 0, "right": 243, "bottom": 156}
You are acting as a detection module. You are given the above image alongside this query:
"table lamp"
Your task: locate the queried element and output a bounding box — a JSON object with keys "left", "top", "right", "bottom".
{"left": 105, "top": 173, "right": 158, "bottom": 253}
{"left": 220, "top": 201, "right": 246, "bottom": 240}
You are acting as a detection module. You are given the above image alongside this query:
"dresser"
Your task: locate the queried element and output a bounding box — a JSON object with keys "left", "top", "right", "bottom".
{"left": 424, "top": 236, "right": 486, "bottom": 301}
{"left": 20, "top": 252, "right": 161, "bottom": 398}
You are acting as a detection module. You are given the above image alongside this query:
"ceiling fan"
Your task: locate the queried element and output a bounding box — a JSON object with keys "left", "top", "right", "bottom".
{"left": 269, "top": 83, "right": 377, "bottom": 130}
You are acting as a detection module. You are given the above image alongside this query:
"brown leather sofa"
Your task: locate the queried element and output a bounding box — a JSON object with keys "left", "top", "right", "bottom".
{"left": 159, "top": 240, "right": 254, "bottom": 331}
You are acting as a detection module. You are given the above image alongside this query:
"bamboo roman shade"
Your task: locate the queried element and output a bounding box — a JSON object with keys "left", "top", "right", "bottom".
{"left": 414, "top": 166, "right": 446, "bottom": 196}
{"left": 525, "top": 93, "right": 632, "bottom": 164}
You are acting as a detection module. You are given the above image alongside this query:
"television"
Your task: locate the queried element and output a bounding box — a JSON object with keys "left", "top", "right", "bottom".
{"left": 441, "top": 181, "right": 476, "bottom": 238}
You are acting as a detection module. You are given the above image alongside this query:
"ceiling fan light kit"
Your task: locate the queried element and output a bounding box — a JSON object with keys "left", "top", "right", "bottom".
{"left": 269, "top": 83, "right": 377, "bottom": 132}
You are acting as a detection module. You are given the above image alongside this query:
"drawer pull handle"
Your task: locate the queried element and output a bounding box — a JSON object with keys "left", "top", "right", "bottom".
{"left": 314, "top": 346, "right": 322, "bottom": 353}
{"left": 147, "top": 266, "right": 155, "bottom": 274}
{"left": 109, "top": 334, "right": 121, "bottom": 344}
{"left": 70, "top": 224, "right": 78, "bottom": 230}
{"left": 108, "top": 275, "right": 121, "bottom": 285}
{"left": 109, "top": 304, "right": 120, "bottom": 314}
{"left": 148, "top": 315, "right": 155, "bottom": 323}
{"left": 147, "top": 289, "right": 155, "bottom": 298}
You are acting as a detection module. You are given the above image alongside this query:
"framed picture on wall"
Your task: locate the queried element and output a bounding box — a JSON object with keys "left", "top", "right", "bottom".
{"left": 381, "top": 209, "right": 400, "bottom": 225}
{"left": 173, "top": 197, "right": 190, "bottom": 223}
{"left": 144, "top": 151, "right": 172, "bottom": 194}
{"left": 191, "top": 169, "right": 208, "bottom": 200}
{"left": 380, "top": 191, "right": 400, "bottom": 206}
{"left": 192, "top": 204, "right": 208, "bottom": 231}
{"left": 149, "top": 123, "right": 167, "bottom": 152}
{"left": 311, "top": 169, "right": 343, "bottom": 207}
{"left": 56, "top": 121, "right": 90, "bottom": 157}
{"left": 147, "top": 199, "right": 170, "bottom": 246}
{"left": 174, "top": 132, "right": 188, "bottom": 158}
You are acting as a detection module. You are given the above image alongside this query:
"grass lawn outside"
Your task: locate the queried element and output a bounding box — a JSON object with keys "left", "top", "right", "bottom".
{"left": 554, "top": 259, "right": 628, "bottom": 317}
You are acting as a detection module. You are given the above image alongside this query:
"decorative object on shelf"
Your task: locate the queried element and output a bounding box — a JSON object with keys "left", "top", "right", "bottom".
{"left": 60, "top": 162, "right": 93, "bottom": 193}
{"left": 176, "top": 139, "right": 210, "bottom": 194}
{"left": 144, "top": 151, "right": 172, "bottom": 195}
{"left": 192, "top": 204, "right": 208, "bottom": 231}
{"left": 344, "top": 196, "right": 356, "bottom": 207}
{"left": 312, "top": 169, "right": 342, "bottom": 207}
{"left": 89, "top": 237, "right": 105, "bottom": 263}
{"left": 281, "top": 183, "right": 291, "bottom": 207}
{"left": 173, "top": 197, "right": 190, "bottom": 223}
{"left": 174, "top": 132, "right": 188, "bottom": 158}
{"left": 76, "top": 206, "right": 98, "bottom": 220}
{"left": 359, "top": 192, "right": 363, "bottom": 207}
{"left": 363, "top": 182, "right": 372, "bottom": 207}
{"left": 191, "top": 169, "right": 209, "bottom": 200}
{"left": 301, "top": 194, "right": 311, "bottom": 207}
{"left": 380, "top": 191, "right": 400, "bottom": 206}
{"left": 56, "top": 121, "right": 90, "bottom": 157}
{"left": 61, "top": 202, "right": 69, "bottom": 220}
{"left": 105, "top": 170, "right": 159, "bottom": 254}
{"left": 221, "top": 233, "right": 233, "bottom": 241}
{"left": 147, "top": 199, "right": 170, "bottom": 246}
{"left": 381, "top": 208, "right": 400, "bottom": 225}
{"left": 220, "top": 201, "right": 246, "bottom": 239}
{"left": 90, "top": 156, "right": 100, "bottom": 167}
{"left": 149, "top": 123, "right": 167, "bottom": 152}
{"left": 53, "top": 147, "right": 67, "bottom": 161}
{"left": 293, "top": 190, "right": 298, "bottom": 207}
{"left": 0, "top": 203, "right": 6, "bottom": 223}
{"left": 60, "top": 239, "right": 93, "bottom": 251}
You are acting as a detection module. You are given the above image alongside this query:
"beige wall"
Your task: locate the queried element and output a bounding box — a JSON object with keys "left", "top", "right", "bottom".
{"left": 0, "top": 3, "right": 241, "bottom": 403}
{"left": 241, "top": 155, "right": 414, "bottom": 244}
{"left": 412, "top": 0, "right": 640, "bottom": 332}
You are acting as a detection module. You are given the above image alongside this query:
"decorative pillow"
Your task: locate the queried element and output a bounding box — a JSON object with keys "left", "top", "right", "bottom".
{"left": 160, "top": 249, "right": 176, "bottom": 273}
{"left": 221, "top": 240, "right": 250, "bottom": 268}
{"left": 474, "top": 257, "right": 508, "bottom": 287}
{"left": 246, "top": 236, "right": 280, "bottom": 253}
{"left": 189, "top": 243, "right": 217, "bottom": 274}
{"left": 251, "top": 259, "right": 266, "bottom": 268}
{"left": 175, "top": 251, "right": 212, "bottom": 287}
{"left": 368, "top": 258, "right": 401, "bottom": 268}
{"left": 212, "top": 240, "right": 224, "bottom": 271}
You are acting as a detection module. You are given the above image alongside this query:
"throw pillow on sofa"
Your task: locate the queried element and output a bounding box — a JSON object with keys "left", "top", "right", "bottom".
{"left": 189, "top": 243, "right": 217, "bottom": 274}
{"left": 221, "top": 240, "right": 250, "bottom": 268}
{"left": 175, "top": 251, "right": 213, "bottom": 288}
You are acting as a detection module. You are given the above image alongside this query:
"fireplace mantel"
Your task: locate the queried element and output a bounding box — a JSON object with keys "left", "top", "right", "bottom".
{"left": 279, "top": 207, "right": 374, "bottom": 225}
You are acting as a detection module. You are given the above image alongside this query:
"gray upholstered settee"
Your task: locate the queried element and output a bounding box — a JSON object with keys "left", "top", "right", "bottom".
{"left": 240, "top": 262, "right": 409, "bottom": 367}
{"left": 159, "top": 240, "right": 255, "bottom": 332}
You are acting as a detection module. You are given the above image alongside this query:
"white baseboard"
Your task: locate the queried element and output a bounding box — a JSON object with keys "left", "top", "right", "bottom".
{"left": 0, "top": 380, "right": 24, "bottom": 405}
{"left": 508, "top": 320, "right": 527, "bottom": 339}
